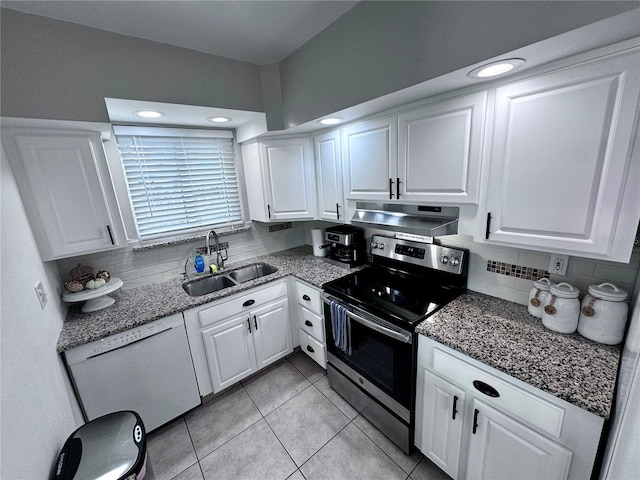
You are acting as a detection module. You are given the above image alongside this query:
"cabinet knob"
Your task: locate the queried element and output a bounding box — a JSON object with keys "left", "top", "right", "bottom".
{"left": 306, "top": 345, "right": 315, "bottom": 353}
{"left": 243, "top": 299, "right": 255, "bottom": 307}
{"left": 302, "top": 294, "right": 311, "bottom": 301}
{"left": 305, "top": 320, "right": 313, "bottom": 327}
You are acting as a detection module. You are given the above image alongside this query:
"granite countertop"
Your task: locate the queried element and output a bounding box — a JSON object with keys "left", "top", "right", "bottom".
{"left": 57, "top": 246, "right": 357, "bottom": 352}
{"left": 415, "top": 291, "right": 621, "bottom": 418}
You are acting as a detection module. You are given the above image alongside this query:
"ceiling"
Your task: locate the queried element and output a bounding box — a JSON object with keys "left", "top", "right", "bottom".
{"left": 0, "top": 0, "right": 359, "bottom": 65}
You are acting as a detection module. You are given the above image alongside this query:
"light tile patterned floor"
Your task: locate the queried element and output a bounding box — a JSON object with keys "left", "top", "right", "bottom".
{"left": 145, "top": 351, "right": 451, "bottom": 480}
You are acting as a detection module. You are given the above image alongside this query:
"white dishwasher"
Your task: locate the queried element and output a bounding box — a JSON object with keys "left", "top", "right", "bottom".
{"left": 64, "top": 312, "right": 201, "bottom": 432}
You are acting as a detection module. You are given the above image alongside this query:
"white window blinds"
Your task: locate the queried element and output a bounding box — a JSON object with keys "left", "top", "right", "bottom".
{"left": 113, "top": 126, "right": 243, "bottom": 241}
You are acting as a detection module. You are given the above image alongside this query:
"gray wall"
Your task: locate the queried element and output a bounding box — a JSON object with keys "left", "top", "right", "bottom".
{"left": 278, "top": 1, "right": 640, "bottom": 127}
{"left": 0, "top": 9, "right": 263, "bottom": 122}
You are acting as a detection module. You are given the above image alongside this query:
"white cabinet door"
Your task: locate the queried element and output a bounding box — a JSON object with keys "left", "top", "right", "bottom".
{"left": 484, "top": 52, "right": 640, "bottom": 261}
{"left": 343, "top": 116, "right": 398, "bottom": 200}
{"left": 4, "top": 130, "right": 124, "bottom": 260}
{"left": 467, "top": 399, "right": 572, "bottom": 480}
{"left": 398, "top": 91, "right": 487, "bottom": 204}
{"left": 315, "top": 129, "right": 346, "bottom": 222}
{"left": 202, "top": 314, "right": 258, "bottom": 392}
{"left": 252, "top": 297, "right": 293, "bottom": 369}
{"left": 418, "top": 370, "right": 466, "bottom": 479}
{"left": 260, "top": 137, "right": 317, "bottom": 221}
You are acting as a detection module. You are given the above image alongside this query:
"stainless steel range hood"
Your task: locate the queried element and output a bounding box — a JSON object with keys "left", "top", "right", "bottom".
{"left": 351, "top": 202, "right": 458, "bottom": 237}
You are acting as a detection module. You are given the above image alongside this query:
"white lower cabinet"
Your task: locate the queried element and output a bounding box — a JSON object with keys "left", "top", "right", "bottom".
{"left": 420, "top": 370, "right": 466, "bottom": 478}
{"left": 294, "top": 280, "right": 327, "bottom": 368}
{"left": 466, "top": 399, "right": 572, "bottom": 480}
{"left": 415, "top": 336, "right": 603, "bottom": 480}
{"left": 185, "top": 281, "right": 292, "bottom": 396}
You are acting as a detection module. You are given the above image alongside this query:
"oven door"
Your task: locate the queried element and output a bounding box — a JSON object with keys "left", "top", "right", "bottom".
{"left": 322, "top": 294, "right": 414, "bottom": 421}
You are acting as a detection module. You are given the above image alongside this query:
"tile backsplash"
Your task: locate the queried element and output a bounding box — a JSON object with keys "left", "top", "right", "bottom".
{"left": 439, "top": 234, "right": 639, "bottom": 306}
{"left": 56, "top": 222, "right": 309, "bottom": 290}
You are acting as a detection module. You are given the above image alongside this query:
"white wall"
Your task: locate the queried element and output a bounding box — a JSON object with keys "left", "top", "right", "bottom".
{"left": 1, "top": 147, "right": 83, "bottom": 479}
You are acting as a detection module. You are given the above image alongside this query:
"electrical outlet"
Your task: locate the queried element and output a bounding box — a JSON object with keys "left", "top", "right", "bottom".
{"left": 34, "top": 281, "right": 48, "bottom": 310}
{"left": 549, "top": 254, "right": 569, "bottom": 275}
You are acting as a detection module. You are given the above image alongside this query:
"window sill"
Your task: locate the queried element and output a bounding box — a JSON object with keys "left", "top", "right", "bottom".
{"left": 132, "top": 225, "right": 252, "bottom": 252}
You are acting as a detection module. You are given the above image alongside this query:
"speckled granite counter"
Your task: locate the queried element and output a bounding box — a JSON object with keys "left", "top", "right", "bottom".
{"left": 416, "top": 291, "right": 621, "bottom": 418}
{"left": 57, "top": 246, "right": 357, "bottom": 352}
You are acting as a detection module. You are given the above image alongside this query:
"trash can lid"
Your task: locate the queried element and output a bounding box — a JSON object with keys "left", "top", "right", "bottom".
{"left": 55, "top": 411, "right": 146, "bottom": 480}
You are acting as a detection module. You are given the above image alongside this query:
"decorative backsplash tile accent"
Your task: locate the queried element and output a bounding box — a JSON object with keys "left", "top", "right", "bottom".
{"left": 268, "top": 222, "right": 293, "bottom": 232}
{"left": 487, "top": 260, "right": 549, "bottom": 280}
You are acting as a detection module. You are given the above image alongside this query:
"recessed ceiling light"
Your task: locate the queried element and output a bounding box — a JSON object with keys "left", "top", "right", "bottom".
{"left": 318, "top": 117, "right": 343, "bottom": 126}
{"left": 208, "top": 116, "right": 232, "bottom": 123}
{"left": 467, "top": 59, "right": 525, "bottom": 79}
{"left": 134, "top": 110, "right": 165, "bottom": 118}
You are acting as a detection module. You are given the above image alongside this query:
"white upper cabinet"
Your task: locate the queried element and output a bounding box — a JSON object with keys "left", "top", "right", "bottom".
{"left": 343, "top": 115, "right": 398, "bottom": 201}
{"left": 342, "top": 92, "right": 486, "bottom": 205}
{"left": 2, "top": 129, "right": 125, "bottom": 261}
{"left": 241, "top": 137, "right": 317, "bottom": 222}
{"left": 398, "top": 91, "right": 487, "bottom": 204}
{"left": 314, "top": 129, "right": 346, "bottom": 222}
{"left": 483, "top": 50, "right": 640, "bottom": 262}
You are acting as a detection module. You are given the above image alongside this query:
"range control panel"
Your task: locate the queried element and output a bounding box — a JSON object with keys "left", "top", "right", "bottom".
{"left": 370, "top": 234, "right": 467, "bottom": 275}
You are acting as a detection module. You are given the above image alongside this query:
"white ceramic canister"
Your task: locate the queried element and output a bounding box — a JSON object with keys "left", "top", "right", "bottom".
{"left": 541, "top": 282, "right": 580, "bottom": 334}
{"left": 527, "top": 277, "right": 552, "bottom": 318}
{"left": 578, "top": 283, "right": 629, "bottom": 345}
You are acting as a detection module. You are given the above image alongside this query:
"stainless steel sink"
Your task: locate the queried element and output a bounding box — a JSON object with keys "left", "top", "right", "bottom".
{"left": 229, "top": 263, "right": 278, "bottom": 283}
{"left": 182, "top": 274, "right": 236, "bottom": 297}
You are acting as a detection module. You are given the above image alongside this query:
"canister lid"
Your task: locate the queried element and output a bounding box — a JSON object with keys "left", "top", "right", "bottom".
{"left": 588, "top": 283, "right": 628, "bottom": 302}
{"left": 550, "top": 282, "right": 580, "bottom": 298}
{"left": 533, "top": 277, "right": 552, "bottom": 291}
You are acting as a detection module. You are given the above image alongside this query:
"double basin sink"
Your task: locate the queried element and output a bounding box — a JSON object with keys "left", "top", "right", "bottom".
{"left": 182, "top": 262, "right": 278, "bottom": 297}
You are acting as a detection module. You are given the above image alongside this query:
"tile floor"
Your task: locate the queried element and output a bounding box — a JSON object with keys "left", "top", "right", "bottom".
{"left": 145, "top": 351, "right": 451, "bottom": 480}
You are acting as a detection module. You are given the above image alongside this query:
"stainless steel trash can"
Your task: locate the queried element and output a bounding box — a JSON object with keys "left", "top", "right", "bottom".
{"left": 54, "top": 411, "right": 147, "bottom": 480}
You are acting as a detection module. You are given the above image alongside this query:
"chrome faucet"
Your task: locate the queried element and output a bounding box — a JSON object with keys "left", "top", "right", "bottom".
{"left": 205, "top": 230, "right": 227, "bottom": 271}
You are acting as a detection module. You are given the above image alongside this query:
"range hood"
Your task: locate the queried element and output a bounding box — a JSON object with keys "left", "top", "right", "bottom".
{"left": 351, "top": 202, "right": 458, "bottom": 238}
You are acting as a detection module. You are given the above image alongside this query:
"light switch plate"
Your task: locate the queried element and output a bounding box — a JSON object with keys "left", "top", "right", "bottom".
{"left": 549, "top": 254, "right": 569, "bottom": 275}
{"left": 34, "top": 281, "right": 47, "bottom": 310}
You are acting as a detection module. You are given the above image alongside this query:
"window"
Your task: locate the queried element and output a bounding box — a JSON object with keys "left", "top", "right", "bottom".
{"left": 114, "top": 126, "right": 243, "bottom": 241}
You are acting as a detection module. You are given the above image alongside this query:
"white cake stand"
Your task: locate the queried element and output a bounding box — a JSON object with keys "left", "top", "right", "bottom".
{"left": 62, "top": 277, "right": 123, "bottom": 312}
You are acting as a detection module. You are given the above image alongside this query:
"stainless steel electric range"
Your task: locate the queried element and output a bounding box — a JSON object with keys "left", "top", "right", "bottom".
{"left": 322, "top": 234, "right": 468, "bottom": 453}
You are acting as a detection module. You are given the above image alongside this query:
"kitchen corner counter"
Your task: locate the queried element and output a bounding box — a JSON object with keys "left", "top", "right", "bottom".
{"left": 415, "top": 291, "right": 621, "bottom": 418}
{"left": 57, "top": 246, "right": 358, "bottom": 353}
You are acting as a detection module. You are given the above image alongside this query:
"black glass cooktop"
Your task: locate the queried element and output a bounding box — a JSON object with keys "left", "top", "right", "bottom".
{"left": 323, "top": 264, "right": 465, "bottom": 326}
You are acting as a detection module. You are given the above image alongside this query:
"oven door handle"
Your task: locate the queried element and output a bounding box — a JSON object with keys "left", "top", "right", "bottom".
{"left": 322, "top": 296, "right": 412, "bottom": 344}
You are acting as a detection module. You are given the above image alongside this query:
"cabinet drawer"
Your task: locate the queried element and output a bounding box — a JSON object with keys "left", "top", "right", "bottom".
{"left": 432, "top": 346, "right": 565, "bottom": 438}
{"left": 297, "top": 305, "right": 325, "bottom": 343}
{"left": 299, "top": 329, "right": 327, "bottom": 368}
{"left": 295, "top": 281, "right": 322, "bottom": 314}
{"left": 198, "top": 281, "right": 288, "bottom": 328}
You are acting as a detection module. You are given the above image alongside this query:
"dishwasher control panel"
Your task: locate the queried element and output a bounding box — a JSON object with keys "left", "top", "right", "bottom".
{"left": 64, "top": 314, "right": 182, "bottom": 365}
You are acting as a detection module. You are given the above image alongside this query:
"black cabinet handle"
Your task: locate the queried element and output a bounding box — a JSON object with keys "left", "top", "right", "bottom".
{"left": 389, "top": 178, "right": 394, "bottom": 199}
{"left": 106, "top": 225, "right": 114, "bottom": 245}
{"left": 302, "top": 294, "right": 311, "bottom": 301}
{"left": 472, "top": 408, "right": 479, "bottom": 434}
{"left": 306, "top": 345, "right": 315, "bottom": 353}
{"left": 473, "top": 380, "right": 500, "bottom": 398}
{"left": 304, "top": 320, "right": 313, "bottom": 327}
{"left": 267, "top": 204, "right": 271, "bottom": 219}
{"left": 452, "top": 395, "right": 459, "bottom": 420}
{"left": 485, "top": 212, "right": 492, "bottom": 239}
{"left": 396, "top": 177, "right": 401, "bottom": 199}
{"left": 336, "top": 203, "right": 340, "bottom": 220}
{"left": 254, "top": 315, "right": 258, "bottom": 330}
{"left": 243, "top": 299, "right": 255, "bottom": 307}
{"left": 247, "top": 318, "right": 251, "bottom": 333}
